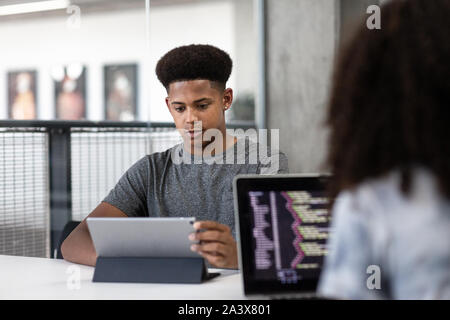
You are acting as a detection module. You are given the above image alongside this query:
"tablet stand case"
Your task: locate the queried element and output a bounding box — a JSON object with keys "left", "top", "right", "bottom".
{"left": 92, "top": 257, "right": 220, "bottom": 283}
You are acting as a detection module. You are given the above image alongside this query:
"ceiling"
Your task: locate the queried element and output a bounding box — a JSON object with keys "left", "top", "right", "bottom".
{"left": 0, "top": 0, "right": 220, "bottom": 22}
{"left": 0, "top": 0, "right": 214, "bottom": 8}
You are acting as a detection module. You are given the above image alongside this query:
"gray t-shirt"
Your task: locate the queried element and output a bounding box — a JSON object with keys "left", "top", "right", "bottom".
{"left": 103, "top": 137, "right": 289, "bottom": 237}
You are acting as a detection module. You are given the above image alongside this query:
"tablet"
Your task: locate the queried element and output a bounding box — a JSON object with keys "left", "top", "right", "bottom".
{"left": 86, "top": 217, "right": 199, "bottom": 258}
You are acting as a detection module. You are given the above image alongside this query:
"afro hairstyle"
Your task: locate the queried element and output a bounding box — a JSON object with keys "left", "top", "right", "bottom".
{"left": 155, "top": 44, "right": 232, "bottom": 91}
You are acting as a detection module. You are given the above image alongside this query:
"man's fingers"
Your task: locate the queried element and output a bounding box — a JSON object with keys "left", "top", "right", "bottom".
{"left": 189, "top": 221, "right": 238, "bottom": 269}
{"left": 198, "top": 251, "right": 226, "bottom": 268}
{"left": 193, "top": 220, "right": 231, "bottom": 233}
{"left": 189, "top": 230, "right": 229, "bottom": 243}
{"left": 191, "top": 242, "right": 228, "bottom": 257}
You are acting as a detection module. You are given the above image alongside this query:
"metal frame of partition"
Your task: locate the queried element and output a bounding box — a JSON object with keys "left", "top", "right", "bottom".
{"left": 0, "top": 120, "right": 255, "bottom": 257}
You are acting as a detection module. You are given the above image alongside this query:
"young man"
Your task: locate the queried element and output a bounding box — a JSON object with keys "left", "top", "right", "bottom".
{"left": 61, "top": 44, "right": 288, "bottom": 269}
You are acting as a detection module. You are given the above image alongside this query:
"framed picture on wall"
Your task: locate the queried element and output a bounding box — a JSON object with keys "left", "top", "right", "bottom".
{"left": 7, "top": 70, "right": 37, "bottom": 120}
{"left": 52, "top": 64, "right": 87, "bottom": 120}
{"left": 104, "top": 64, "right": 138, "bottom": 121}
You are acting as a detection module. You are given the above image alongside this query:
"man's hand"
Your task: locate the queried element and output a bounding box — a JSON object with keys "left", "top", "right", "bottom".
{"left": 189, "top": 220, "right": 238, "bottom": 269}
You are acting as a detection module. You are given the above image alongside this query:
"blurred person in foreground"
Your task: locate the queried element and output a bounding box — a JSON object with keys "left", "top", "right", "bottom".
{"left": 318, "top": 0, "right": 450, "bottom": 299}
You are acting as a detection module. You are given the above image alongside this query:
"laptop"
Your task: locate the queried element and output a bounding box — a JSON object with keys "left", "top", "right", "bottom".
{"left": 233, "top": 174, "right": 332, "bottom": 299}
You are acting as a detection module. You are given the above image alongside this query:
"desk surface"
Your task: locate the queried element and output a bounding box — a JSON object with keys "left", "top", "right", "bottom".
{"left": 0, "top": 255, "right": 247, "bottom": 300}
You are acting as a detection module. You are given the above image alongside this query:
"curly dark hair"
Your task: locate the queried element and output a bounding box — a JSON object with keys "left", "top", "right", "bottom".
{"left": 155, "top": 44, "right": 232, "bottom": 90}
{"left": 326, "top": 0, "right": 450, "bottom": 202}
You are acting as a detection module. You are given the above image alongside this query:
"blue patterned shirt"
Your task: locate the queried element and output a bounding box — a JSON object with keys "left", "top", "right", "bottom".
{"left": 318, "top": 169, "right": 450, "bottom": 299}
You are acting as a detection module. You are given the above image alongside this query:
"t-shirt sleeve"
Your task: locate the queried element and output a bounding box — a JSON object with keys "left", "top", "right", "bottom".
{"left": 102, "top": 156, "right": 149, "bottom": 217}
{"left": 317, "top": 192, "right": 384, "bottom": 300}
{"left": 259, "top": 149, "right": 289, "bottom": 174}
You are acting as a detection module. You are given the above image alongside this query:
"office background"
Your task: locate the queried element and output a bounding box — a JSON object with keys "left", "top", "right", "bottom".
{"left": 0, "top": 0, "right": 382, "bottom": 259}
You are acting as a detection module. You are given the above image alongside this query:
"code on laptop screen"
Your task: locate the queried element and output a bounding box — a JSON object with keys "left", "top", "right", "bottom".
{"left": 248, "top": 190, "right": 331, "bottom": 284}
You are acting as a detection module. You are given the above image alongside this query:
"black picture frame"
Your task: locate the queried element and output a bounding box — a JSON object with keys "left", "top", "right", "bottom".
{"left": 104, "top": 64, "right": 138, "bottom": 121}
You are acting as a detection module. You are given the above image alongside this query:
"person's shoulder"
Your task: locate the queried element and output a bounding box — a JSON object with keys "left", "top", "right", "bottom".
{"left": 147, "top": 143, "right": 182, "bottom": 162}
{"left": 244, "top": 136, "right": 287, "bottom": 157}
{"left": 334, "top": 172, "right": 400, "bottom": 217}
{"left": 242, "top": 137, "right": 288, "bottom": 174}
{"left": 127, "top": 154, "right": 151, "bottom": 170}
{"left": 336, "top": 168, "right": 447, "bottom": 219}
{"left": 125, "top": 144, "right": 181, "bottom": 173}
{"left": 350, "top": 168, "right": 433, "bottom": 203}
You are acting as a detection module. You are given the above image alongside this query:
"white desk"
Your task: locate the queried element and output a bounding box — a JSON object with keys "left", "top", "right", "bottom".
{"left": 0, "top": 255, "right": 247, "bottom": 300}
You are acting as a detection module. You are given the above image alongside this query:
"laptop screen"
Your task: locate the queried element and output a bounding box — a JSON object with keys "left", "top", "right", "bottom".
{"left": 234, "top": 175, "right": 332, "bottom": 296}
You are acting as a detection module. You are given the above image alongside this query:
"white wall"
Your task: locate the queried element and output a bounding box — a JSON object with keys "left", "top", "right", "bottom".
{"left": 0, "top": 0, "right": 236, "bottom": 122}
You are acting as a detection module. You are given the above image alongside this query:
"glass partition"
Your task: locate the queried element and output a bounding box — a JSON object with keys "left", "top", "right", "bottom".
{"left": 0, "top": 0, "right": 259, "bottom": 257}
{"left": 0, "top": 0, "right": 259, "bottom": 123}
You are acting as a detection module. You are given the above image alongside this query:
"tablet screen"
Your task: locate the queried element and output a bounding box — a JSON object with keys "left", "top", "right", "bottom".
{"left": 87, "top": 217, "right": 199, "bottom": 258}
